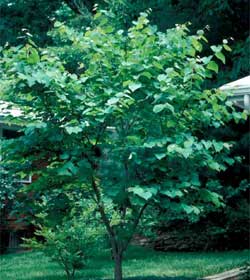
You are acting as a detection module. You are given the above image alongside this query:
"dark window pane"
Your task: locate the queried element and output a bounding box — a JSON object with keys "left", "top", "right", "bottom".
{"left": 2, "top": 129, "right": 22, "bottom": 139}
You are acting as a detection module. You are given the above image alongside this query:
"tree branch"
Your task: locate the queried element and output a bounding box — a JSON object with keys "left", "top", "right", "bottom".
{"left": 122, "top": 202, "right": 149, "bottom": 252}
{"left": 91, "top": 176, "right": 116, "bottom": 241}
{"left": 63, "top": 0, "right": 93, "bottom": 15}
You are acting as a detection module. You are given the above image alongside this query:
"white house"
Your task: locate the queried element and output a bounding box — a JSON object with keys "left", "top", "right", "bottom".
{"left": 220, "top": 75, "right": 250, "bottom": 112}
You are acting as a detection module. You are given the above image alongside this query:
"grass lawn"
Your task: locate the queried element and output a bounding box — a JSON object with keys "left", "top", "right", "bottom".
{"left": 0, "top": 246, "right": 249, "bottom": 280}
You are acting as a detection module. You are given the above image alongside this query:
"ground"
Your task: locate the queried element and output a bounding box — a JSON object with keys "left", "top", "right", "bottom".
{"left": 0, "top": 246, "right": 249, "bottom": 280}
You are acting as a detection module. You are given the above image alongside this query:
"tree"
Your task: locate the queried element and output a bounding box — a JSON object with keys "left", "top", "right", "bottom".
{"left": 0, "top": 0, "right": 61, "bottom": 46}
{"left": 0, "top": 11, "right": 246, "bottom": 279}
{"left": 0, "top": 0, "right": 94, "bottom": 46}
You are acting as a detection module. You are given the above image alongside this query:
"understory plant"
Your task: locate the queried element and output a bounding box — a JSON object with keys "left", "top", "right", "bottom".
{"left": 24, "top": 200, "right": 104, "bottom": 280}
{"left": 0, "top": 9, "right": 247, "bottom": 280}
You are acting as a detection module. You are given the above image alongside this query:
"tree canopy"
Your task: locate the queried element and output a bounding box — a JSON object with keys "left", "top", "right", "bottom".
{"left": 1, "top": 0, "right": 248, "bottom": 83}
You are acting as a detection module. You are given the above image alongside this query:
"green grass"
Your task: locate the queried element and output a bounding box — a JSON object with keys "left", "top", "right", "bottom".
{"left": 0, "top": 246, "right": 249, "bottom": 280}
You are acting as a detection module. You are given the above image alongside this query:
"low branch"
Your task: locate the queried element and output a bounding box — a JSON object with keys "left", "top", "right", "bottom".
{"left": 91, "top": 176, "right": 116, "bottom": 241}
{"left": 64, "top": 0, "right": 95, "bottom": 16}
{"left": 123, "top": 202, "right": 149, "bottom": 252}
{"left": 63, "top": 0, "right": 83, "bottom": 15}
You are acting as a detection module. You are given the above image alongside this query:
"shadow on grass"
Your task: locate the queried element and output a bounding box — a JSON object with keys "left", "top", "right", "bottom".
{"left": 95, "top": 277, "right": 197, "bottom": 280}
{"left": 123, "top": 277, "right": 197, "bottom": 280}
{"left": 25, "top": 276, "right": 198, "bottom": 280}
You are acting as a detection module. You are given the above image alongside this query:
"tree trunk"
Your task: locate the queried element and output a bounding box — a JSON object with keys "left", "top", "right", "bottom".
{"left": 65, "top": 269, "right": 71, "bottom": 280}
{"left": 65, "top": 267, "right": 74, "bottom": 280}
{"left": 114, "top": 252, "right": 123, "bottom": 280}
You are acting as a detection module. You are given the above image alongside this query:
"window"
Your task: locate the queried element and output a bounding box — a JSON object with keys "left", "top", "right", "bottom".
{"left": 2, "top": 129, "right": 22, "bottom": 139}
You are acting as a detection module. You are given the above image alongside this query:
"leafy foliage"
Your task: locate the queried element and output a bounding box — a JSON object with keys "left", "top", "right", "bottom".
{"left": 0, "top": 168, "right": 18, "bottom": 210}
{"left": 0, "top": 10, "right": 246, "bottom": 279}
{"left": 0, "top": 0, "right": 62, "bottom": 46}
{"left": 1, "top": 0, "right": 248, "bottom": 81}
{"left": 24, "top": 202, "right": 105, "bottom": 280}
{"left": 155, "top": 119, "right": 250, "bottom": 252}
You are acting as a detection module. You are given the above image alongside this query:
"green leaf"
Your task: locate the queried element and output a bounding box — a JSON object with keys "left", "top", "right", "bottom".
{"left": 141, "top": 71, "right": 152, "bottom": 79}
{"left": 200, "top": 190, "right": 223, "bottom": 207}
{"left": 165, "top": 103, "right": 175, "bottom": 113}
{"left": 201, "top": 55, "right": 213, "bottom": 64}
{"left": 27, "top": 77, "right": 36, "bottom": 87}
{"left": 223, "top": 44, "right": 232, "bottom": 52}
{"left": 65, "top": 126, "right": 82, "bottom": 134}
{"left": 157, "top": 74, "right": 166, "bottom": 82}
{"left": 181, "top": 204, "right": 194, "bottom": 214}
{"left": 161, "top": 189, "right": 183, "bottom": 198}
{"left": 181, "top": 148, "right": 192, "bottom": 159}
{"left": 60, "top": 153, "right": 70, "bottom": 160}
{"left": 153, "top": 103, "right": 174, "bottom": 114}
{"left": 211, "top": 45, "right": 222, "bottom": 53}
{"left": 181, "top": 204, "right": 201, "bottom": 215}
{"left": 192, "top": 39, "right": 202, "bottom": 52}
{"left": 202, "top": 140, "right": 212, "bottom": 150}
{"left": 58, "top": 162, "right": 78, "bottom": 176}
{"left": 192, "top": 206, "right": 201, "bottom": 215}
{"left": 153, "top": 61, "right": 163, "bottom": 70}
{"left": 224, "top": 158, "right": 234, "bottom": 166}
{"left": 128, "top": 82, "right": 142, "bottom": 92}
{"left": 129, "top": 186, "right": 153, "bottom": 201}
{"left": 144, "top": 137, "right": 170, "bottom": 148}
{"left": 153, "top": 104, "right": 165, "bottom": 113}
{"left": 215, "top": 52, "right": 226, "bottom": 64}
{"left": 197, "top": 30, "right": 204, "bottom": 36}
{"left": 208, "top": 161, "right": 221, "bottom": 171}
{"left": 27, "top": 48, "right": 40, "bottom": 64}
{"left": 207, "top": 61, "right": 218, "bottom": 73}
{"left": 107, "top": 97, "right": 119, "bottom": 105}
{"left": 213, "top": 142, "right": 224, "bottom": 152}
{"left": 154, "top": 153, "right": 166, "bottom": 160}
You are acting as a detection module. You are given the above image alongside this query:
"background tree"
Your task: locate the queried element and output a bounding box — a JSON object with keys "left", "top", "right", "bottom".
{"left": 0, "top": 0, "right": 60, "bottom": 46}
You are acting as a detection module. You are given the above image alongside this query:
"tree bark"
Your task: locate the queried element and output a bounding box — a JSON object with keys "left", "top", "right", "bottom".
{"left": 91, "top": 176, "right": 123, "bottom": 279}
{"left": 114, "top": 252, "right": 123, "bottom": 280}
